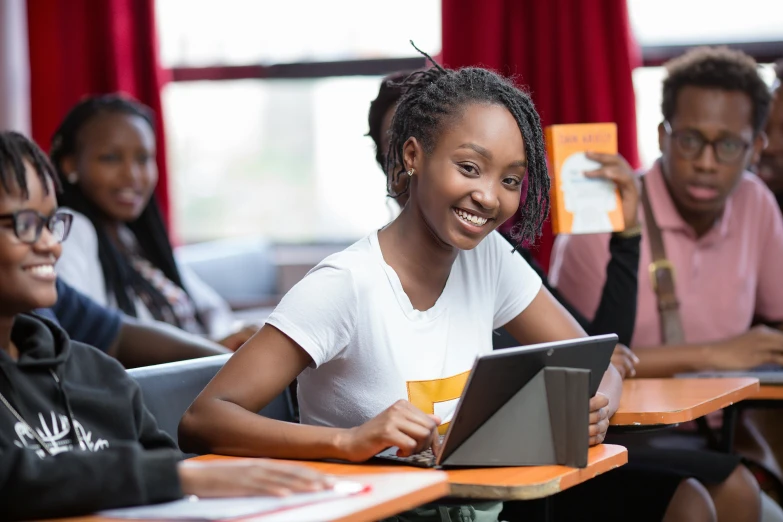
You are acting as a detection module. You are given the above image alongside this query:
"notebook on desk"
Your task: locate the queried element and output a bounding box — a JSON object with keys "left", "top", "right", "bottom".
{"left": 376, "top": 334, "right": 618, "bottom": 469}
{"left": 677, "top": 365, "right": 783, "bottom": 385}
{"left": 97, "top": 480, "right": 368, "bottom": 520}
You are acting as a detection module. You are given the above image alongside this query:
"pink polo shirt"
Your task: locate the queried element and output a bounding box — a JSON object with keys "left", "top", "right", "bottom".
{"left": 549, "top": 161, "right": 783, "bottom": 347}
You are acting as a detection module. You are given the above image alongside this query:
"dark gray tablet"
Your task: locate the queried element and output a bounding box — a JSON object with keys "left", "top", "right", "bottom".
{"left": 376, "top": 333, "right": 618, "bottom": 468}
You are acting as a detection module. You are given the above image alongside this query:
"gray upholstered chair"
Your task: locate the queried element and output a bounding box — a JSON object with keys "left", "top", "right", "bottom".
{"left": 175, "top": 237, "right": 278, "bottom": 309}
{"left": 128, "top": 354, "right": 294, "bottom": 454}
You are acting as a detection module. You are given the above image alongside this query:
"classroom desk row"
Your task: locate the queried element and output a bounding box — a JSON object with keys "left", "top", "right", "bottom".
{"left": 51, "top": 377, "right": 770, "bottom": 522}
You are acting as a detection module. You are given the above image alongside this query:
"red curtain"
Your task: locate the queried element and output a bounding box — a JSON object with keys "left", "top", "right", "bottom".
{"left": 442, "top": 0, "right": 641, "bottom": 271}
{"left": 27, "top": 0, "right": 171, "bottom": 225}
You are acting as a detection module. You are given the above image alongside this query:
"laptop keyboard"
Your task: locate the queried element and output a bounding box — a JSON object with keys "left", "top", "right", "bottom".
{"left": 375, "top": 436, "right": 444, "bottom": 468}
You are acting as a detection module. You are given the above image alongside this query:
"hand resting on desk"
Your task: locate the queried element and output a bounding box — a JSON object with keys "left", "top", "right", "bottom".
{"left": 178, "top": 459, "right": 334, "bottom": 498}
{"left": 610, "top": 344, "right": 639, "bottom": 380}
{"left": 708, "top": 325, "right": 783, "bottom": 371}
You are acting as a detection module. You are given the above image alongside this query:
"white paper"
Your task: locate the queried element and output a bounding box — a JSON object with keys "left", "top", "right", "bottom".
{"left": 98, "top": 481, "right": 366, "bottom": 520}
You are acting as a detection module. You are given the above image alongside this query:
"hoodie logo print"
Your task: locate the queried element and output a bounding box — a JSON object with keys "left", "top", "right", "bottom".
{"left": 14, "top": 410, "right": 109, "bottom": 458}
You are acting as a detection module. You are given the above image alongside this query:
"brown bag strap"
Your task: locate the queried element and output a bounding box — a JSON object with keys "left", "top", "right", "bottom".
{"left": 640, "top": 177, "right": 685, "bottom": 345}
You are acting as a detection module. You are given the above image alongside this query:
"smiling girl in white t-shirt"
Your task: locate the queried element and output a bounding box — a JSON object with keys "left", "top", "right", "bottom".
{"left": 179, "top": 56, "right": 622, "bottom": 522}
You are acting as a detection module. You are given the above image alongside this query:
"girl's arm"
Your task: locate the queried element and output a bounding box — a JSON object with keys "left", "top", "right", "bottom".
{"left": 178, "top": 324, "right": 439, "bottom": 461}
{"left": 179, "top": 324, "right": 345, "bottom": 459}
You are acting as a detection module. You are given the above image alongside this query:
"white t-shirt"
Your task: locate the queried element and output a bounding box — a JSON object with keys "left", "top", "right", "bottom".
{"left": 266, "top": 230, "right": 542, "bottom": 433}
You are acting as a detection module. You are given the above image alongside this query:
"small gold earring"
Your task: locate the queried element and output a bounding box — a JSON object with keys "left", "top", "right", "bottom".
{"left": 407, "top": 168, "right": 415, "bottom": 177}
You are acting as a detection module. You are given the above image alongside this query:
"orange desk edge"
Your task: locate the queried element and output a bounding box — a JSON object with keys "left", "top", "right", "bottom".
{"left": 611, "top": 377, "right": 759, "bottom": 426}
{"left": 753, "top": 385, "right": 783, "bottom": 400}
{"left": 41, "top": 446, "right": 626, "bottom": 522}
{"left": 41, "top": 470, "right": 448, "bottom": 522}
{"left": 193, "top": 444, "right": 627, "bottom": 501}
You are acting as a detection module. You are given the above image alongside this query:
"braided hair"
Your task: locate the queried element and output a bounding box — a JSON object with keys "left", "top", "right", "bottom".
{"left": 367, "top": 70, "right": 412, "bottom": 169}
{"left": 49, "top": 94, "right": 202, "bottom": 329}
{"left": 0, "top": 131, "right": 60, "bottom": 198}
{"left": 385, "top": 47, "right": 550, "bottom": 245}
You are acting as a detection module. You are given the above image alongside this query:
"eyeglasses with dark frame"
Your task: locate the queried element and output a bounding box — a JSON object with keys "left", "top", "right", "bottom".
{"left": 663, "top": 121, "right": 751, "bottom": 164}
{"left": 0, "top": 210, "right": 73, "bottom": 245}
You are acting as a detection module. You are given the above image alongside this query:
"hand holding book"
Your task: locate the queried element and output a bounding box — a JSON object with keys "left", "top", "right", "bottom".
{"left": 582, "top": 151, "right": 640, "bottom": 229}
{"left": 546, "top": 123, "right": 630, "bottom": 235}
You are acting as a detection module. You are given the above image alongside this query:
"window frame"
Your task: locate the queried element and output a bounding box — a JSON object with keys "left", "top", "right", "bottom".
{"left": 640, "top": 40, "right": 783, "bottom": 66}
{"left": 169, "top": 57, "right": 428, "bottom": 82}
{"left": 164, "top": 41, "right": 783, "bottom": 84}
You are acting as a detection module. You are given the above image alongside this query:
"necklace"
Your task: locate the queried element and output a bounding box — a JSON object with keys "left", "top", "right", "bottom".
{"left": 0, "top": 369, "right": 85, "bottom": 456}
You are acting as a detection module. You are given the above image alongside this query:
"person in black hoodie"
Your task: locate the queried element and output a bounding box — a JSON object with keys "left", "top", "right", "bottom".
{"left": 0, "top": 131, "right": 331, "bottom": 521}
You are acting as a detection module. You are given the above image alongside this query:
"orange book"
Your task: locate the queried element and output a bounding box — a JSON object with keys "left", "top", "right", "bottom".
{"left": 545, "top": 123, "right": 624, "bottom": 235}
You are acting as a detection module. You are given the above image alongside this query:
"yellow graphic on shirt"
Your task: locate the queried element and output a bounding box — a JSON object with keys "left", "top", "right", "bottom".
{"left": 406, "top": 371, "right": 470, "bottom": 435}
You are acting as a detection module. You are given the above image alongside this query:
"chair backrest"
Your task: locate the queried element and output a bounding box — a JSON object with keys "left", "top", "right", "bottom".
{"left": 127, "top": 354, "right": 294, "bottom": 452}
{"left": 175, "top": 237, "right": 277, "bottom": 305}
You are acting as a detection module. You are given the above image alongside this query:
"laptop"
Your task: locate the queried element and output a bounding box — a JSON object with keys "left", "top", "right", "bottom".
{"left": 677, "top": 364, "right": 783, "bottom": 385}
{"left": 375, "top": 334, "right": 617, "bottom": 468}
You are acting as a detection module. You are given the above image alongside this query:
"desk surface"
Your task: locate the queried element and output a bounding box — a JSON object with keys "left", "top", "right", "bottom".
{"left": 43, "top": 471, "right": 448, "bottom": 522}
{"left": 753, "top": 385, "right": 783, "bottom": 400}
{"left": 196, "top": 444, "right": 627, "bottom": 501}
{"left": 611, "top": 377, "right": 759, "bottom": 426}
{"left": 45, "top": 446, "right": 625, "bottom": 521}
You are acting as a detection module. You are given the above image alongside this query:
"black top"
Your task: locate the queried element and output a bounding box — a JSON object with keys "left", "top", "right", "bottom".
{"left": 0, "top": 314, "right": 182, "bottom": 521}
{"left": 497, "top": 234, "right": 640, "bottom": 347}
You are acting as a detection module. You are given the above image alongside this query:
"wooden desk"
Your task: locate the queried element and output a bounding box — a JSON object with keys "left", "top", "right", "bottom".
{"left": 195, "top": 444, "right": 627, "bottom": 501}
{"left": 45, "top": 446, "right": 625, "bottom": 522}
{"left": 611, "top": 377, "right": 759, "bottom": 426}
{"left": 753, "top": 385, "right": 783, "bottom": 400}
{"left": 42, "top": 471, "right": 449, "bottom": 522}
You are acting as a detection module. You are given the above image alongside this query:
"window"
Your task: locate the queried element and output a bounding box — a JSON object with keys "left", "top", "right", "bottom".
{"left": 160, "top": 1, "right": 783, "bottom": 241}
{"left": 628, "top": 0, "right": 783, "bottom": 47}
{"left": 157, "top": 0, "right": 441, "bottom": 67}
{"left": 163, "top": 77, "right": 400, "bottom": 242}
{"left": 156, "top": 0, "right": 441, "bottom": 243}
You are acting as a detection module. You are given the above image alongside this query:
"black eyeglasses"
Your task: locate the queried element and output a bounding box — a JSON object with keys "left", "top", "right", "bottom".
{"left": 663, "top": 121, "right": 751, "bottom": 164}
{"left": 0, "top": 210, "right": 73, "bottom": 245}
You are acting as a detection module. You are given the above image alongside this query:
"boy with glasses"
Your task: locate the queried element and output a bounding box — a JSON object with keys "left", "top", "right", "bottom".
{"left": 549, "top": 47, "right": 783, "bottom": 518}
{"left": 550, "top": 46, "right": 782, "bottom": 377}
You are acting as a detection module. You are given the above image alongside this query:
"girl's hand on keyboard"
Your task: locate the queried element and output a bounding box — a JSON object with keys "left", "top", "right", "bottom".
{"left": 588, "top": 392, "right": 610, "bottom": 446}
{"left": 337, "top": 400, "right": 441, "bottom": 462}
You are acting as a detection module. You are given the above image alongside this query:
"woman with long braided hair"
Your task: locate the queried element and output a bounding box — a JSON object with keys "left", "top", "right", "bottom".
{"left": 50, "top": 95, "right": 255, "bottom": 350}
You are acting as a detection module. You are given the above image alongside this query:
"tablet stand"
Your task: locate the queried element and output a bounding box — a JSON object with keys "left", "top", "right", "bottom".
{"left": 443, "top": 367, "right": 590, "bottom": 468}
